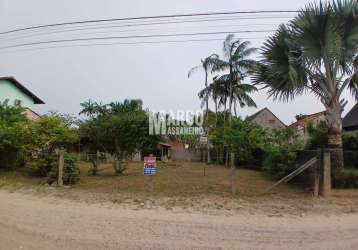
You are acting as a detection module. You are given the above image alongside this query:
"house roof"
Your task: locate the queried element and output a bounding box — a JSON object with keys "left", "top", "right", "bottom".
{"left": 343, "top": 103, "right": 358, "bottom": 129}
{"left": 0, "top": 76, "right": 45, "bottom": 104}
{"left": 247, "top": 107, "right": 286, "bottom": 127}
{"left": 289, "top": 111, "right": 326, "bottom": 128}
{"left": 158, "top": 142, "right": 172, "bottom": 148}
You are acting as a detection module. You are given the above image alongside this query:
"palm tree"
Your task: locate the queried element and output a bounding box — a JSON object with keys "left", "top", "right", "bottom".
{"left": 209, "top": 35, "right": 257, "bottom": 172}
{"left": 189, "top": 54, "right": 221, "bottom": 164}
{"left": 253, "top": 0, "right": 358, "bottom": 178}
{"left": 199, "top": 74, "right": 257, "bottom": 170}
{"left": 212, "top": 35, "right": 258, "bottom": 122}
{"left": 79, "top": 99, "right": 98, "bottom": 119}
{"left": 108, "top": 99, "right": 143, "bottom": 113}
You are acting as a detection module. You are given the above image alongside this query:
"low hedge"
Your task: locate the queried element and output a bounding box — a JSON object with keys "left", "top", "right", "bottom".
{"left": 334, "top": 169, "right": 358, "bottom": 188}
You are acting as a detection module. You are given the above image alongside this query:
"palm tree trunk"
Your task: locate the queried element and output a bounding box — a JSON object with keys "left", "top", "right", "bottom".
{"left": 214, "top": 98, "right": 218, "bottom": 127}
{"left": 227, "top": 66, "right": 235, "bottom": 179}
{"left": 325, "top": 99, "right": 344, "bottom": 180}
{"left": 205, "top": 71, "right": 211, "bottom": 164}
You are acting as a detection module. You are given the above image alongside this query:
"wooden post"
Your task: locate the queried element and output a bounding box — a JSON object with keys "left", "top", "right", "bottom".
{"left": 230, "top": 152, "right": 236, "bottom": 194}
{"left": 320, "top": 150, "right": 331, "bottom": 197}
{"left": 313, "top": 150, "right": 321, "bottom": 197}
{"left": 58, "top": 150, "right": 64, "bottom": 187}
{"left": 96, "top": 151, "right": 100, "bottom": 164}
{"left": 148, "top": 176, "right": 154, "bottom": 192}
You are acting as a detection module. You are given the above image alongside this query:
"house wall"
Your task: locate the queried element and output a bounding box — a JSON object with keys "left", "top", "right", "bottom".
{"left": 295, "top": 114, "right": 326, "bottom": 142}
{"left": 251, "top": 109, "right": 286, "bottom": 130}
{"left": 171, "top": 149, "right": 202, "bottom": 162}
{"left": 23, "top": 108, "right": 40, "bottom": 121}
{"left": 0, "top": 79, "right": 35, "bottom": 109}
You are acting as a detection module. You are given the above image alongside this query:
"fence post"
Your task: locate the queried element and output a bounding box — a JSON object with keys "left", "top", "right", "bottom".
{"left": 230, "top": 152, "right": 236, "bottom": 194}
{"left": 319, "top": 150, "right": 331, "bottom": 197}
{"left": 58, "top": 150, "right": 64, "bottom": 187}
{"left": 313, "top": 150, "right": 321, "bottom": 197}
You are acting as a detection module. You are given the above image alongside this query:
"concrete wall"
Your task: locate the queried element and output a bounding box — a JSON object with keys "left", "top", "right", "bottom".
{"left": 251, "top": 109, "right": 286, "bottom": 130}
{"left": 0, "top": 79, "right": 35, "bottom": 109}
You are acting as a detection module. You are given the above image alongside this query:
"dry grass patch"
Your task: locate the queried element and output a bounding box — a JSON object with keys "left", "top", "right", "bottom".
{"left": 75, "top": 161, "right": 303, "bottom": 198}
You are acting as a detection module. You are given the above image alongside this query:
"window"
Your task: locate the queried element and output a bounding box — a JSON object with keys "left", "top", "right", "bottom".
{"left": 269, "top": 119, "right": 275, "bottom": 124}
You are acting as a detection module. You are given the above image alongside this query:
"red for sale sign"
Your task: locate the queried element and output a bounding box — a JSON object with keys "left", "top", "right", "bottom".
{"left": 144, "top": 156, "right": 156, "bottom": 176}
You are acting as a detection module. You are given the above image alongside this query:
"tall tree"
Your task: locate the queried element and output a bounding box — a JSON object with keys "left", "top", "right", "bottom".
{"left": 79, "top": 99, "right": 159, "bottom": 175}
{"left": 213, "top": 35, "right": 257, "bottom": 121}
{"left": 253, "top": 0, "right": 358, "bottom": 178}
{"left": 210, "top": 35, "right": 257, "bottom": 173}
{"left": 189, "top": 54, "right": 221, "bottom": 164}
{"left": 79, "top": 99, "right": 99, "bottom": 118}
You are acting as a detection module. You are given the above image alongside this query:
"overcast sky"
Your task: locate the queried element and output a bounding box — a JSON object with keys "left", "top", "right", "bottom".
{"left": 0, "top": 0, "right": 355, "bottom": 125}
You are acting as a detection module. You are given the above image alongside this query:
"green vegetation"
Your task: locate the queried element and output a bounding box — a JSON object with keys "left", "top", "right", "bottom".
{"left": 0, "top": 101, "right": 79, "bottom": 184}
{"left": 1, "top": 0, "right": 358, "bottom": 193}
{"left": 25, "top": 114, "right": 78, "bottom": 177}
{"left": 47, "top": 153, "right": 80, "bottom": 185}
{"left": 79, "top": 99, "right": 159, "bottom": 175}
{"left": 335, "top": 168, "right": 358, "bottom": 188}
{"left": 209, "top": 117, "right": 267, "bottom": 165}
{"left": 253, "top": 0, "right": 358, "bottom": 178}
{"left": 262, "top": 128, "right": 303, "bottom": 178}
{"left": 0, "top": 101, "right": 27, "bottom": 169}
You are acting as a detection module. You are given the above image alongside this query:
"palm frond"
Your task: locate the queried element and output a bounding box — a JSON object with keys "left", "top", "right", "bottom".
{"left": 252, "top": 24, "right": 308, "bottom": 101}
{"left": 188, "top": 65, "right": 202, "bottom": 78}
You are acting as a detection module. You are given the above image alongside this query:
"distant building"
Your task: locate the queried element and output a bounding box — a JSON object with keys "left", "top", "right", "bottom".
{"left": 0, "top": 76, "right": 44, "bottom": 120}
{"left": 289, "top": 111, "right": 326, "bottom": 141}
{"left": 246, "top": 108, "right": 286, "bottom": 130}
{"left": 343, "top": 103, "right": 358, "bottom": 133}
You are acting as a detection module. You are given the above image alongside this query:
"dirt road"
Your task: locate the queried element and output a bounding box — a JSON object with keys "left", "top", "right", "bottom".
{"left": 0, "top": 190, "right": 357, "bottom": 250}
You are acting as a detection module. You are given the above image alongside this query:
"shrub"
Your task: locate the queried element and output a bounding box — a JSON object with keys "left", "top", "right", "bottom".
{"left": 0, "top": 101, "right": 27, "bottom": 169}
{"left": 262, "top": 128, "right": 303, "bottom": 178}
{"left": 334, "top": 169, "right": 358, "bottom": 188}
{"left": 27, "top": 154, "right": 58, "bottom": 177}
{"left": 343, "top": 151, "right": 358, "bottom": 169}
{"left": 210, "top": 117, "right": 268, "bottom": 166}
{"left": 262, "top": 148, "right": 297, "bottom": 178}
{"left": 47, "top": 153, "right": 80, "bottom": 185}
{"left": 306, "top": 121, "right": 328, "bottom": 149}
{"left": 24, "top": 114, "right": 78, "bottom": 176}
{"left": 343, "top": 133, "right": 358, "bottom": 150}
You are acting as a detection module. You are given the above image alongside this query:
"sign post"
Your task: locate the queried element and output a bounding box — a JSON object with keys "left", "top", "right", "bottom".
{"left": 199, "top": 136, "right": 208, "bottom": 176}
{"left": 144, "top": 156, "right": 156, "bottom": 192}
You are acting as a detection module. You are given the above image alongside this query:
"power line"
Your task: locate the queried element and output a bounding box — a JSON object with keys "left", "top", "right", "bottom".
{"left": 0, "top": 15, "right": 294, "bottom": 40}
{"left": 0, "top": 37, "right": 268, "bottom": 54}
{"left": 0, "top": 20, "right": 288, "bottom": 42}
{"left": 0, "top": 29, "right": 275, "bottom": 50}
{"left": 0, "top": 10, "right": 298, "bottom": 35}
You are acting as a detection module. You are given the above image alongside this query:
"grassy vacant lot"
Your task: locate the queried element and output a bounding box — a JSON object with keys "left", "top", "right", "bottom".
{"left": 0, "top": 161, "right": 304, "bottom": 198}
{"left": 76, "top": 161, "right": 301, "bottom": 197}
{"left": 3, "top": 161, "right": 358, "bottom": 215}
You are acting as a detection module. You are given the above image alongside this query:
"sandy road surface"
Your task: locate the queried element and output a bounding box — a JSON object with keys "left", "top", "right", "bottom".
{"left": 0, "top": 190, "right": 358, "bottom": 250}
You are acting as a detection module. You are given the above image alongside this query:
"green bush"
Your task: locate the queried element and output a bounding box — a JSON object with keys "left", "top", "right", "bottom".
{"left": 305, "top": 122, "right": 328, "bottom": 149}
{"left": 209, "top": 117, "right": 268, "bottom": 166}
{"left": 262, "top": 128, "right": 303, "bottom": 177}
{"left": 47, "top": 153, "right": 80, "bottom": 185}
{"left": 343, "top": 151, "right": 358, "bottom": 169}
{"left": 27, "top": 154, "right": 58, "bottom": 177}
{"left": 0, "top": 101, "right": 27, "bottom": 169}
{"left": 262, "top": 148, "right": 297, "bottom": 178}
{"left": 334, "top": 169, "right": 358, "bottom": 188}
{"left": 343, "top": 133, "right": 358, "bottom": 150}
{"left": 24, "top": 114, "right": 79, "bottom": 177}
